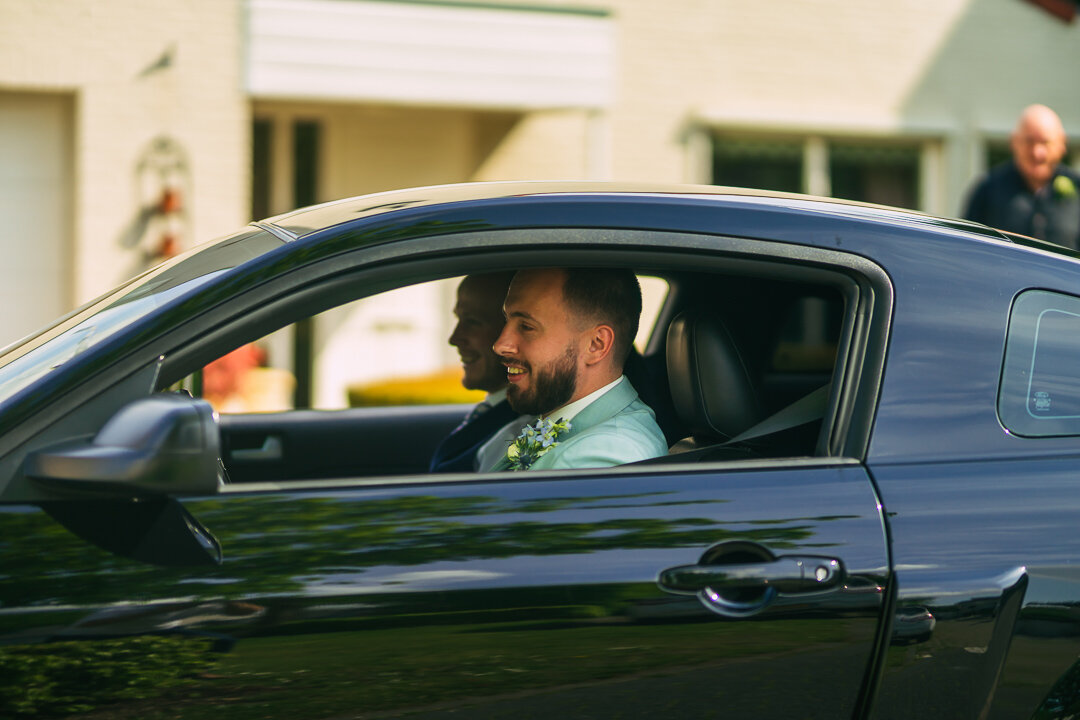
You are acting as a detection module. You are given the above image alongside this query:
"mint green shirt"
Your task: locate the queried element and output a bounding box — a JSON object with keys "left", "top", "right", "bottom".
{"left": 488, "top": 377, "right": 667, "bottom": 471}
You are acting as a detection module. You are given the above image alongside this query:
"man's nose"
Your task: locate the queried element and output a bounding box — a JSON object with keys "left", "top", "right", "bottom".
{"left": 493, "top": 325, "right": 514, "bottom": 356}
{"left": 448, "top": 322, "right": 464, "bottom": 347}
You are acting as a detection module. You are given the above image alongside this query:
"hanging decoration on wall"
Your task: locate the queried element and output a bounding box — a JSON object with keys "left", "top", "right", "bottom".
{"left": 117, "top": 135, "right": 191, "bottom": 268}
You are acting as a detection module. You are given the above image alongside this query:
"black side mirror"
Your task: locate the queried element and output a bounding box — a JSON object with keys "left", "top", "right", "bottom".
{"left": 22, "top": 394, "right": 225, "bottom": 566}
{"left": 42, "top": 495, "right": 222, "bottom": 566}
{"left": 24, "top": 394, "right": 224, "bottom": 497}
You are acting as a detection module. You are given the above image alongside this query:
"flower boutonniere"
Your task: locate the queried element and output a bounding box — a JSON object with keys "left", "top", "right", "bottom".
{"left": 1053, "top": 175, "right": 1078, "bottom": 200}
{"left": 506, "top": 417, "right": 571, "bottom": 471}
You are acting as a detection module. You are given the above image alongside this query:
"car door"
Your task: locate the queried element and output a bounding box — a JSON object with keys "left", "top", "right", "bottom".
{"left": 1, "top": 458, "right": 887, "bottom": 719}
{"left": 0, "top": 221, "right": 895, "bottom": 718}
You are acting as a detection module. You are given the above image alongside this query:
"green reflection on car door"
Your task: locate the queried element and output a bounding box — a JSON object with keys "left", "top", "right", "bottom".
{"left": 0, "top": 463, "right": 887, "bottom": 719}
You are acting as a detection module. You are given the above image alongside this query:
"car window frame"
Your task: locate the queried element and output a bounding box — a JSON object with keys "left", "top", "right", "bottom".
{"left": 150, "top": 228, "right": 891, "bottom": 464}
{"left": 0, "top": 226, "right": 891, "bottom": 502}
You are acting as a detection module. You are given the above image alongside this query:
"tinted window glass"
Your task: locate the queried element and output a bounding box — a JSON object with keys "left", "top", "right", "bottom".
{"left": 771, "top": 295, "right": 841, "bottom": 373}
{"left": 999, "top": 289, "right": 1080, "bottom": 436}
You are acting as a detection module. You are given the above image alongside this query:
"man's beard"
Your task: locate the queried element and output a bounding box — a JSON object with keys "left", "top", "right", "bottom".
{"left": 506, "top": 346, "right": 577, "bottom": 416}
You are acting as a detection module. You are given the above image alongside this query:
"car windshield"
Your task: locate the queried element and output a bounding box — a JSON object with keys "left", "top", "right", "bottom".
{"left": 0, "top": 227, "right": 283, "bottom": 401}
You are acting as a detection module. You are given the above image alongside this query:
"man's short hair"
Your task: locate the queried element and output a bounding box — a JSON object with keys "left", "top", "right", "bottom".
{"left": 560, "top": 268, "right": 642, "bottom": 367}
{"left": 461, "top": 271, "right": 515, "bottom": 308}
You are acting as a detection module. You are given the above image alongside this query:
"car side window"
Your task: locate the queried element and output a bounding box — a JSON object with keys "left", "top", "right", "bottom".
{"left": 196, "top": 279, "right": 473, "bottom": 413}
{"left": 174, "top": 263, "right": 860, "bottom": 484}
{"left": 999, "top": 289, "right": 1080, "bottom": 437}
{"left": 194, "top": 275, "right": 670, "bottom": 414}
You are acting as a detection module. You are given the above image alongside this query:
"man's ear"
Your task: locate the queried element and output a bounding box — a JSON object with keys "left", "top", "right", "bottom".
{"left": 583, "top": 324, "right": 616, "bottom": 366}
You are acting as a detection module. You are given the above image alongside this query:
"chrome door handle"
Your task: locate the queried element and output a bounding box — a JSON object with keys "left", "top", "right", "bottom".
{"left": 658, "top": 553, "right": 844, "bottom": 617}
{"left": 660, "top": 555, "right": 842, "bottom": 594}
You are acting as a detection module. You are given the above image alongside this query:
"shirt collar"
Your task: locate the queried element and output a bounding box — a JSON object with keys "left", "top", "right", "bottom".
{"left": 485, "top": 387, "right": 508, "bottom": 406}
{"left": 545, "top": 376, "right": 625, "bottom": 423}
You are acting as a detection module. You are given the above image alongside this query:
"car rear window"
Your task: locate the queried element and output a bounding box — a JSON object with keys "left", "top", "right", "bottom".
{"left": 999, "top": 289, "right": 1080, "bottom": 437}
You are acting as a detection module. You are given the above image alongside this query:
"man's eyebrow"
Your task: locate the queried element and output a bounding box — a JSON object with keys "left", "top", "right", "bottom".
{"left": 505, "top": 309, "right": 538, "bottom": 323}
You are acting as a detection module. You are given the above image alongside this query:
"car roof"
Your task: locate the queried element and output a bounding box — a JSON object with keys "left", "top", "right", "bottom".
{"left": 260, "top": 181, "right": 1010, "bottom": 246}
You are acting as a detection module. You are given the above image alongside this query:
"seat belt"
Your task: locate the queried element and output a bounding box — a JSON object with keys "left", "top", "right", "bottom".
{"left": 724, "top": 384, "right": 831, "bottom": 446}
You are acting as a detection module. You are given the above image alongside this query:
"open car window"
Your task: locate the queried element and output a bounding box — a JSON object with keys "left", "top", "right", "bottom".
{"left": 196, "top": 276, "right": 672, "bottom": 414}
{"left": 174, "top": 258, "right": 860, "bottom": 486}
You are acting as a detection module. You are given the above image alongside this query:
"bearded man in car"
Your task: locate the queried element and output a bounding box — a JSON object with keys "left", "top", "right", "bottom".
{"left": 476, "top": 267, "right": 667, "bottom": 472}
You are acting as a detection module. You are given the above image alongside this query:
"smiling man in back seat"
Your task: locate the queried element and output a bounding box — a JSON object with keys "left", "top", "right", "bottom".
{"left": 476, "top": 268, "right": 667, "bottom": 472}
{"left": 429, "top": 272, "right": 519, "bottom": 473}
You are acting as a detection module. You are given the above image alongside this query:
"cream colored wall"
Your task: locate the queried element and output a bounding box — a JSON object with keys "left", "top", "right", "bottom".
{"left": 492, "top": 0, "right": 1080, "bottom": 215}
{"left": 472, "top": 111, "right": 595, "bottom": 181}
{"left": 320, "top": 104, "right": 476, "bottom": 198}
{"left": 253, "top": 100, "right": 588, "bottom": 205}
{"left": 0, "top": 0, "right": 249, "bottom": 304}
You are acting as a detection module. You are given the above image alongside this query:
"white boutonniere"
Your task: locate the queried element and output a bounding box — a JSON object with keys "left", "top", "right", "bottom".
{"left": 506, "top": 417, "right": 571, "bottom": 471}
{"left": 1053, "top": 175, "right": 1078, "bottom": 200}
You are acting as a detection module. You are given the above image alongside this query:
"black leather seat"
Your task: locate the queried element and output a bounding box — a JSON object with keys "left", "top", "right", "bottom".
{"left": 623, "top": 347, "right": 684, "bottom": 447}
{"left": 664, "top": 310, "right": 764, "bottom": 456}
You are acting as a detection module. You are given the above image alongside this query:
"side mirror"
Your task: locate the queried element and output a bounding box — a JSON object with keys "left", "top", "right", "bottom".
{"left": 42, "top": 496, "right": 223, "bottom": 566}
{"left": 24, "top": 394, "right": 224, "bottom": 497}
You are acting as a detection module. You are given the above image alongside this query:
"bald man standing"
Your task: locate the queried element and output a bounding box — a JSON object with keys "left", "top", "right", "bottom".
{"left": 964, "top": 104, "right": 1079, "bottom": 250}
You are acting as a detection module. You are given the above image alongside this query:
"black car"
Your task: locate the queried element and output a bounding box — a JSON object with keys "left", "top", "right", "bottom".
{"left": 2, "top": 182, "right": 1079, "bottom": 719}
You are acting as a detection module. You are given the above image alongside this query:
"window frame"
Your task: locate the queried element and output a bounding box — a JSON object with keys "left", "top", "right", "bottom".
{"left": 153, "top": 229, "right": 891, "bottom": 465}
{"left": 708, "top": 129, "right": 941, "bottom": 213}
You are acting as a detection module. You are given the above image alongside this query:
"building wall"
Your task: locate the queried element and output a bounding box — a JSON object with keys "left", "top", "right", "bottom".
{"left": 493, "top": 0, "right": 1080, "bottom": 213}
{"left": 4, "top": 0, "right": 1078, "bottom": 309}
{"left": 0, "top": 0, "right": 249, "bottom": 307}
{"left": 472, "top": 110, "right": 599, "bottom": 182}
{"left": 252, "top": 101, "right": 554, "bottom": 207}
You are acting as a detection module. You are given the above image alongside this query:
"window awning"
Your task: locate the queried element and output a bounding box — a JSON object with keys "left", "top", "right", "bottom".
{"left": 246, "top": 0, "right": 615, "bottom": 110}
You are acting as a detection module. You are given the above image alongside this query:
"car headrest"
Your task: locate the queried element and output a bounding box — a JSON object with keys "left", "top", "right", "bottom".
{"left": 666, "top": 310, "right": 762, "bottom": 442}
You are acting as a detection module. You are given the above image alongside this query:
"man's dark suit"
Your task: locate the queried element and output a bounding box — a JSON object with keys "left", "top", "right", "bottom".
{"left": 428, "top": 400, "right": 518, "bottom": 473}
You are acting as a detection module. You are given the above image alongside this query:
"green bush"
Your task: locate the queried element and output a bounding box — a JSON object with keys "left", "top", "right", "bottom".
{"left": 0, "top": 635, "right": 218, "bottom": 717}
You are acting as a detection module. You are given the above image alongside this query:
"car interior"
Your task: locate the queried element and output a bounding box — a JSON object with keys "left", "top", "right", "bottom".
{"left": 205, "top": 265, "right": 847, "bottom": 484}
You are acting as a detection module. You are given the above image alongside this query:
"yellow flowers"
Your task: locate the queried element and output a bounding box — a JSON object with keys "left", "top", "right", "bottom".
{"left": 1053, "top": 175, "right": 1078, "bottom": 199}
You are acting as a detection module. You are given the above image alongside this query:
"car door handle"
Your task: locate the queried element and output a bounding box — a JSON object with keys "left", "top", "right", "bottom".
{"left": 230, "top": 435, "right": 283, "bottom": 462}
{"left": 658, "top": 554, "right": 844, "bottom": 617}
{"left": 659, "top": 555, "right": 843, "bottom": 594}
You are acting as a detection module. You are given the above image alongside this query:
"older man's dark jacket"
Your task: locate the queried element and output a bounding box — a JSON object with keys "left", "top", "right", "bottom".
{"left": 963, "top": 162, "right": 1080, "bottom": 250}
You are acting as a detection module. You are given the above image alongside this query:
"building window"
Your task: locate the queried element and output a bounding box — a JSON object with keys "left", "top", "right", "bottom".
{"left": 712, "top": 133, "right": 925, "bottom": 211}
{"left": 713, "top": 138, "right": 803, "bottom": 194}
{"left": 830, "top": 143, "right": 920, "bottom": 208}
{"left": 251, "top": 119, "right": 273, "bottom": 221}
{"left": 986, "top": 140, "right": 1012, "bottom": 172}
{"left": 293, "top": 120, "right": 321, "bottom": 208}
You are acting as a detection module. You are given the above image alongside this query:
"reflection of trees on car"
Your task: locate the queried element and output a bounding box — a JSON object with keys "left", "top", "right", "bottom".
{"left": 0, "top": 608, "right": 870, "bottom": 720}
{"left": 0, "top": 493, "right": 844, "bottom": 608}
{"left": 0, "top": 635, "right": 219, "bottom": 718}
